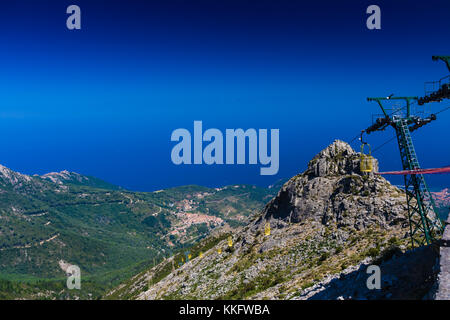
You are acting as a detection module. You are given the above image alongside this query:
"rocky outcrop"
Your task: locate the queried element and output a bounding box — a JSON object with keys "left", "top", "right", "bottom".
{"left": 307, "top": 139, "right": 379, "bottom": 177}
{"left": 0, "top": 164, "right": 33, "bottom": 187}
{"left": 113, "top": 140, "right": 414, "bottom": 300}
{"left": 41, "top": 170, "right": 87, "bottom": 185}
{"left": 0, "top": 163, "right": 56, "bottom": 194}
{"left": 262, "top": 140, "right": 405, "bottom": 231}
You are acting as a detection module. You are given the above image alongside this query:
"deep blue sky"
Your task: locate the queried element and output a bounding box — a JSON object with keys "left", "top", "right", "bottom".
{"left": 0, "top": 0, "right": 449, "bottom": 191}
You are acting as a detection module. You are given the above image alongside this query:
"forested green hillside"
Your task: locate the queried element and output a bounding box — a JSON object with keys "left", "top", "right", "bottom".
{"left": 0, "top": 164, "right": 283, "bottom": 299}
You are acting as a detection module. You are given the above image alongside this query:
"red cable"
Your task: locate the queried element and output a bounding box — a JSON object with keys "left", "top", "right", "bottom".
{"left": 376, "top": 166, "right": 450, "bottom": 175}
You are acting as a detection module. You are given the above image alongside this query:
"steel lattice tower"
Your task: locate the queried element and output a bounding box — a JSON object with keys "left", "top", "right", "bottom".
{"left": 365, "top": 96, "right": 444, "bottom": 247}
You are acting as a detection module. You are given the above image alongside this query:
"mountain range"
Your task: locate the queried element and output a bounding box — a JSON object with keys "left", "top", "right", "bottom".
{"left": 0, "top": 141, "right": 448, "bottom": 300}
{"left": 0, "top": 165, "right": 284, "bottom": 299}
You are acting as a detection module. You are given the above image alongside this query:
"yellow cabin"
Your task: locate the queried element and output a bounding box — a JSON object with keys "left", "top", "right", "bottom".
{"left": 264, "top": 222, "right": 271, "bottom": 236}
{"left": 360, "top": 144, "right": 374, "bottom": 173}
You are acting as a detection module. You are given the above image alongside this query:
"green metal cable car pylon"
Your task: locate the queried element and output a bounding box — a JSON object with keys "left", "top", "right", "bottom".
{"left": 432, "top": 56, "right": 450, "bottom": 73}
{"left": 365, "top": 96, "right": 443, "bottom": 247}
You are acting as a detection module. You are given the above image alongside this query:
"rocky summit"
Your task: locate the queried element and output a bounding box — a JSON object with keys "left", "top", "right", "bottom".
{"left": 261, "top": 139, "right": 405, "bottom": 231}
{"left": 110, "top": 140, "right": 432, "bottom": 300}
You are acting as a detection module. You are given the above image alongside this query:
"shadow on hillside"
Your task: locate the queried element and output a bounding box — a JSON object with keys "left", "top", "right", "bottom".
{"left": 305, "top": 245, "right": 439, "bottom": 300}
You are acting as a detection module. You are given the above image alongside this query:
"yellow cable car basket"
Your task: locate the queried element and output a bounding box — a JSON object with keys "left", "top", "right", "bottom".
{"left": 264, "top": 222, "right": 271, "bottom": 236}
{"left": 227, "top": 236, "right": 233, "bottom": 247}
{"left": 360, "top": 144, "right": 374, "bottom": 173}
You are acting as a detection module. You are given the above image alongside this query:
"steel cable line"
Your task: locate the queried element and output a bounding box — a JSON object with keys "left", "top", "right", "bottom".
{"left": 377, "top": 166, "right": 450, "bottom": 175}
{"left": 372, "top": 136, "right": 397, "bottom": 154}
{"left": 435, "top": 105, "right": 450, "bottom": 115}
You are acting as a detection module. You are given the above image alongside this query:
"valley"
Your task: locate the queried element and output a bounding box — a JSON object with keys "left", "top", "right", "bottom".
{"left": 0, "top": 165, "right": 284, "bottom": 299}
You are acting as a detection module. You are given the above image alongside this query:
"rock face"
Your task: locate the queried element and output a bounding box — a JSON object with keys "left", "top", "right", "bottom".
{"left": 296, "top": 245, "right": 439, "bottom": 300}
{"left": 0, "top": 163, "right": 56, "bottom": 194}
{"left": 435, "top": 215, "right": 450, "bottom": 300}
{"left": 307, "top": 139, "right": 379, "bottom": 177}
{"left": 262, "top": 140, "right": 404, "bottom": 231}
{"left": 41, "top": 170, "right": 88, "bottom": 184}
{"left": 111, "top": 140, "right": 418, "bottom": 300}
{"left": 40, "top": 170, "right": 122, "bottom": 190}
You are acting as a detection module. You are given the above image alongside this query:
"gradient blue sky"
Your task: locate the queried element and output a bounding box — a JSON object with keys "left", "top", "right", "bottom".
{"left": 0, "top": 0, "right": 449, "bottom": 190}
